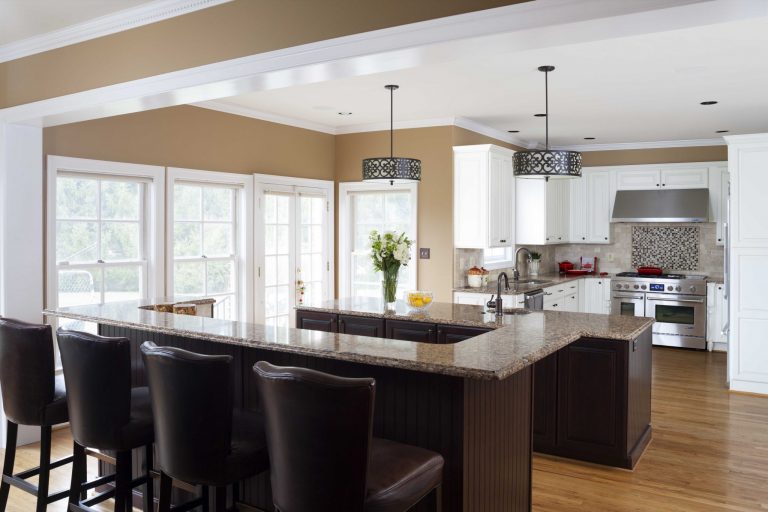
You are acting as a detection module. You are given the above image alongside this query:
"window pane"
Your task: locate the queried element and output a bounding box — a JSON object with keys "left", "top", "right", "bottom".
{"left": 354, "top": 194, "right": 384, "bottom": 224}
{"left": 174, "top": 261, "right": 204, "bottom": 295}
{"left": 57, "top": 221, "right": 98, "bottom": 263}
{"left": 203, "top": 187, "right": 233, "bottom": 221}
{"left": 276, "top": 255, "right": 290, "bottom": 286}
{"left": 57, "top": 177, "right": 97, "bottom": 219}
{"left": 265, "top": 225, "right": 276, "bottom": 255}
{"left": 58, "top": 268, "right": 100, "bottom": 307}
{"left": 276, "top": 225, "right": 289, "bottom": 254}
{"left": 101, "top": 181, "right": 140, "bottom": 220}
{"left": 104, "top": 266, "right": 141, "bottom": 302}
{"left": 206, "top": 260, "right": 234, "bottom": 295}
{"left": 203, "top": 223, "right": 233, "bottom": 257}
{"left": 264, "top": 195, "right": 277, "bottom": 224}
{"left": 101, "top": 222, "right": 140, "bottom": 260}
{"left": 174, "top": 222, "right": 202, "bottom": 258}
{"left": 276, "top": 196, "right": 290, "bottom": 223}
{"left": 174, "top": 185, "right": 202, "bottom": 221}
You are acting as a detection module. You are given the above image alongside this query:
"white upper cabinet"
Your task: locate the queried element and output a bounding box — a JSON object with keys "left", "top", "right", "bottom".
{"left": 516, "top": 178, "right": 569, "bottom": 245}
{"left": 708, "top": 165, "right": 729, "bottom": 246}
{"left": 567, "top": 169, "right": 612, "bottom": 244}
{"left": 616, "top": 165, "right": 709, "bottom": 190}
{"left": 453, "top": 145, "right": 515, "bottom": 249}
{"left": 569, "top": 175, "right": 587, "bottom": 243}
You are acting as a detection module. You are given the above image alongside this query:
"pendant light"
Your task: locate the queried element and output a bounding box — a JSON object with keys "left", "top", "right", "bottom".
{"left": 513, "top": 66, "right": 582, "bottom": 179}
{"left": 362, "top": 85, "right": 421, "bottom": 185}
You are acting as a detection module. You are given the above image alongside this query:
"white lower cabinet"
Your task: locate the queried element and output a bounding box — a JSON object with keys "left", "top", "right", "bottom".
{"left": 706, "top": 282, "right": 728, "bottom": 350}
{"left": 582, "top": 278, "right": 612, "bottom": 314}
{"left": 453, "top": 291, "right": 491, "bottom": 306}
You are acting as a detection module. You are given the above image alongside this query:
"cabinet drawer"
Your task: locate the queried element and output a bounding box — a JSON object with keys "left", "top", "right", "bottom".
{"left": 338, "top": 315, "right": 385, "bottom": 337}
{"left": 296, "top": 311, "right": 337, "bottom": 332}
{"left": 386, "top": 320, "right": 438, "bottom": 343}
{"left": 436, "top": 324, "right": 491, "bottom": 344}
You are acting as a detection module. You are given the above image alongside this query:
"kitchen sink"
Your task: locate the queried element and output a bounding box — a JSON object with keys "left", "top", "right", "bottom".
{"left": 514, "top": 279, "right": 551, "bottom": 285}
{"left": 501, "top": 308, "right": 531, "bottom": 315}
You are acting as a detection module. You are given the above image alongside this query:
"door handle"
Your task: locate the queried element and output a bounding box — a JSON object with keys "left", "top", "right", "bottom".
{"left": 646, "top": 297, "right": 704, "bottom": 304}
{"left": 613, "top": 296, "right": 643, "bottom": 300}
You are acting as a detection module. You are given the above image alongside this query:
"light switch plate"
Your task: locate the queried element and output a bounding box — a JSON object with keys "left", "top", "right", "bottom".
{"left": 419, "top": 248, "right": 430, "bottom": 259}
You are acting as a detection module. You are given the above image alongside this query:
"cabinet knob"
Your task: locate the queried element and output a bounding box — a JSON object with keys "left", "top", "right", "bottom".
{"left": 582, "top": 237, "right": 585, "bottom": 240}
{"left": 605, "top": 237, "right": 608, "bottom": 240}
{"left": 656, "top": 183, "right": 660, "bottom": 187}
{"left": 718, "top": 238, "right": 722, "bottom": 242}
{"left": 500, "top": 239, "right": 506, "bottom": 243}
{"left": 558, "top": 237, "right": 562, "bottom": 240}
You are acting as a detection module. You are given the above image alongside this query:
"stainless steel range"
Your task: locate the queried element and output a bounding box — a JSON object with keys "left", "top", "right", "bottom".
{"left": 611, "top": 272, "right": 708, "bottom": 349}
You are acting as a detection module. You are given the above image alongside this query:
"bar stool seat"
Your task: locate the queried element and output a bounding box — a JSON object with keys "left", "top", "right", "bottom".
{"left": 365, "top": 438, "right": 444, "bottom": 512}
{"left": 43, "top": 374, "right": 69, "bottom": 425}
{"left": 107, "top": 387, "right": 153, "bottom": 451}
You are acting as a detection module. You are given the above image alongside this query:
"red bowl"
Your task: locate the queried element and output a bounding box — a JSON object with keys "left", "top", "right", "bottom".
{"left": 637, "top": 266, "right": 663, "bottom": 275}
{"left": 559, "top": 261, "right": 574, "bottom": 272}
{"left": 566, "top": 269, "right": 591, "bottom": 275}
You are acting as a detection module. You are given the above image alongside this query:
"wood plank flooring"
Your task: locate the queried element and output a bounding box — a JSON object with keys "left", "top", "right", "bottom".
{"left": 1, "top": 347, "right": 766, "bottom": 511}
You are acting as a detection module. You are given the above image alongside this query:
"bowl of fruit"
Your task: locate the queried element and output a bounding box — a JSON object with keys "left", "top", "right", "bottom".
{"left": 405, "top": 291, "right": 434, "bottom": 311}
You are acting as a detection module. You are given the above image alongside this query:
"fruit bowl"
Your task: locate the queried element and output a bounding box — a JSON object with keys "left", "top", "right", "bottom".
{"left": 405, "top": 291, "right": 434, "bottom": 311}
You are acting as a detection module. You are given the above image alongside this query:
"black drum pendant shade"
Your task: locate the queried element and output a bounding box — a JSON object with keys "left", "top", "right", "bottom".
{"left": 362, "top": 85, "right": 421, "bottom": 185}
{"left": 514, "top": 66, "right": 582, "bottom": 179}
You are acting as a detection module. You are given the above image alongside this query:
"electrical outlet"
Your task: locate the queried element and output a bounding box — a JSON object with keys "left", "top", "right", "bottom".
{"left": 419, "top": 248, "right": 431, "bottom": 259}
{"left": 606, "top": 253, "right": 615, "bottom": 262}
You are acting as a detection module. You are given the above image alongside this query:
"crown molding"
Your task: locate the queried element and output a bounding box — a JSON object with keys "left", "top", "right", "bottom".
{"left": 0, "top": 0, "right": 232, "bottom": 64}
{"left": 192, "top": 101, "right": 338, "bottom": 135}
{"left": 553, "top": 138, "right": 727, "bottom": 152}
{"left": 452, "top": 117, "right": 530, "bottom": 148}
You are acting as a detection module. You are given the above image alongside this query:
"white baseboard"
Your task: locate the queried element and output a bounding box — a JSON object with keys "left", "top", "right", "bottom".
{"left": 711, "top": 341, "right": 728, "bottom": 353}
{"left": 730, "top": 379, "right": 768, "bottom": 396}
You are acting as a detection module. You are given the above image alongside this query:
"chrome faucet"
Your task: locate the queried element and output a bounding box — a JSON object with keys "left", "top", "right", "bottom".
{"left": 496, "top": 272, "right": 510, "bottom": 317}
{"left": 512, "top": 247, "right": 533, "bottom": 281}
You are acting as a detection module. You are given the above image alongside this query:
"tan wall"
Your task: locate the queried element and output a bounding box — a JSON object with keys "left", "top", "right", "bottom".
{"left": 452, "top": 126, "right": 524, "bottom": 151}
{"left": 1, "top": 0, "right": 528, "bottom": 108}
{"left": 582, "top": 145, "right": 727, "bottom": 167}
{"left": 43, "top": 106, "right": 335, "bottom": 179}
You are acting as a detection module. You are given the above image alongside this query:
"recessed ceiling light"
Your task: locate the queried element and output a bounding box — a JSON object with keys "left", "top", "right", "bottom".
{"left": 700, "top": 101, "right": 718, "bottom": 106}
{"left": 534, "top": 113, "right": 547, "bottom": 117}
{"left": 508, "top": 130, "right": 520, "bottom": 133}
{"left": 338, "top": 112, "right": 353, "bottom": 116}
{"left": 584, "top": 137, "right": 596, "bottom": 140}
{"left": 716, "top": 130, "right": 729, "bottom": 133}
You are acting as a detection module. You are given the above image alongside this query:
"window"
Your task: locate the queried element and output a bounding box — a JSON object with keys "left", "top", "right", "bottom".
{"left": 483, "top": 247, "right": 515, "bottom": 269}
{"left": 339, "top": 182, "right": 417, "bottom": 299}
{"left": 167, "top": 168, "right": 252, "bottom": 321}
{"left": 46, "top": 156, "right": 164, "bottom": 332}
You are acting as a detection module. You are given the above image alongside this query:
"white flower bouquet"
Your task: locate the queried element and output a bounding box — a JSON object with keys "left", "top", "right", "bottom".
{"left": 368, "top": 230, "right": 413, "bottom": 303}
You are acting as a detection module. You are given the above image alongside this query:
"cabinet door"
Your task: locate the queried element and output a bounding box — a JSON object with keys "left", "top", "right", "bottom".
{"left": 602, "top": 279, "right": 612, "bottom": 314}
{"left": 615, "top": 169, "right": 660, "bottom": 190}
{"left": 453, "top": 150, "right": 488, "bottom": 248}
{"left": 661, "top": 167, "right": 709, "bottom": 189}
{"left": 296, "top": 310, "right": 337, "bottom": 332}
{"left": 716, "top": 170, "right": 729, "bottom": 246}
{"left": 562, "top": 293, "right": 579, "bottom": 312}
{"left": 338, "top": 315, "right": 385, "bottom": 337}
{"left": 547, "top": 180, "right": 569, "bottom": 243}
{"left": 570, "top": 176, "right": 587, "bottom": 243}
{"left": 436, "top": 324, "right": 491, "bottom": 344}
{"left": 533, "top": 353, "right": 558, "bottom": 451}
{"left": 546, "top": 181, "right": 558, "bottom": 243}
{"left": 453, "top": 292, "right": 489, "bottom": 306}
{"left": 706, "top": 283, "right": 727, "bottom": 344}
{"left": 487, "top": 151, "right": 514, "bottom": 248}
{"left": 586, "top": 170, "right": 612, "bottom": 243}
{"left": 556, "top": 338, "right": 627, "bottom": 459}
{"left": 583, "top": 279, "right": 607, "bottom": 314}
{"left": 385, "top": 320, "right": 437, "bottom": 343}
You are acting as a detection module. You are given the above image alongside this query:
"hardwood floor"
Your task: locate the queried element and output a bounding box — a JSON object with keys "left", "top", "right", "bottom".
{"left": 534, "top": 347, "right": 768, "bottom": 511}
{"left": 1, "top": 348, "right": 766, "bottom": 511}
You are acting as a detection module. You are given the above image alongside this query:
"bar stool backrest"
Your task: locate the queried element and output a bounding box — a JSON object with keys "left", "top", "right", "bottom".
{"left": 56, "top": 329, "right": 132, "bottom": 449}
{"left": 253, "top": 361, "right": 375, "bottom": 512}
{"left": 0, "top": 317, "right": 55, "bottom": 425}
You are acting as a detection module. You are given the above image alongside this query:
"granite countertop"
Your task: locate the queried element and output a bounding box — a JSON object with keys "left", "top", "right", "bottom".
{"left": 45, "top": 298, "right": 652, "bottom": 381}
{"left": 454, "top": 272, "right": 614, "bottom": 295}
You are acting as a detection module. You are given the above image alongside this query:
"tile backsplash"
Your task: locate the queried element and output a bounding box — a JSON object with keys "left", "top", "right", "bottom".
{"left": 631, "top": 226, "right": 699, "bottom": 270}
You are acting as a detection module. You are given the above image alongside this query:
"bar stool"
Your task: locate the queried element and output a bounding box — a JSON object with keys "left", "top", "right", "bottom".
{"left": 253, "top": 361, "right": 444, "bottom": 512}
{"left": 140, "top": 342, "right": 270, "bottom": 512}
{"left": 0, "top": 317, "right": 73, "bottom": 512}
{"left": 57, "top": 329, "right": 155, "bottom": 512}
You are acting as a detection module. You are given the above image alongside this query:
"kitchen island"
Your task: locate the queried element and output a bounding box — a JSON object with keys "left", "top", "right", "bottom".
{"left": 45, "top": 298, "right": 653, "bottom": 512}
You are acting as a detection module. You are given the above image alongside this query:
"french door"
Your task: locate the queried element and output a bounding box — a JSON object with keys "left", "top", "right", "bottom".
{"left": 255, "top": 179, "right": 332, "bottom": 328}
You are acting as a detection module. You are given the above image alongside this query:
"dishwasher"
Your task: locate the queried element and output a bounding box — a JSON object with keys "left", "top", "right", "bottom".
{"left": 524, "top": 290, "right": 544, "bottom": 310}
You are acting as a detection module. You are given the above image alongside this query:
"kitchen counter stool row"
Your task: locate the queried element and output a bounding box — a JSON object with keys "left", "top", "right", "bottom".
{"left": 0, "top": 317, "right": 444, "bottom": 512}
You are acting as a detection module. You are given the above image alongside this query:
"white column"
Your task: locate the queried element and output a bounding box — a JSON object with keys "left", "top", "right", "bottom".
{"left": 0, "top": 122, "right": 44, "bottom": 445}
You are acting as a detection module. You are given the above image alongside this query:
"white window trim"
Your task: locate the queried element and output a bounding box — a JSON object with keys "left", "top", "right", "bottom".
{"left": 253, "top": 173, "right": 335, "bottom": 322}
{"left": 166, "top": 167, "right": 253, "bottom": 322}
{"left": 46, "top": 156, "right": 165, "bottom": 310}
{"left": 338, "top": 181, "right": 418, "bottom": 299}
{"left": 483, "top": 247, "right": 516, "bottom": 270}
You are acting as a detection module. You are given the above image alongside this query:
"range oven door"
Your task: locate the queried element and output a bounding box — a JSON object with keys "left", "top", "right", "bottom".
{"left": 611, "top": 292, "right": 645, "bottom": 317}
{"left": 645, "top": 294, "right": 706, "bottom": 339}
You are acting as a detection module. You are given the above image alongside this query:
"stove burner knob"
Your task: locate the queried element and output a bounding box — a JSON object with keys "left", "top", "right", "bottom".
{"left": 623, "top": 284, "right": 630, "bottom": 289}
{"left": 616, "top": 284, "right": 622, "bottom": 289}
{"left": 689, "top": 286, "right": 696, "bottom": 293}
{"left": 633, "top": 284, "right": 639, "bottom": 290}
{"left": 641, "top": 284, "right": 647, "bottom": 290}
{"left": 667, "top": 285, "right": 674, "bottom": 291}
{"left": 675, "top": 286, "right": 682, "bottom": 292}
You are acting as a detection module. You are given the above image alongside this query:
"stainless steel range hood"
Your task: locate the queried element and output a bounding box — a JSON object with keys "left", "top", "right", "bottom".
{"left": 612, "top": 189, "right": 710, "bottom": 223}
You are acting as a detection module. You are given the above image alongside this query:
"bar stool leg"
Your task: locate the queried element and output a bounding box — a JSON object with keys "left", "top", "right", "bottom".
{"left": 158, "top": 472, "right": 172, "bottom": 512}
{"left": 143, "top": 445, "right": 154, "bottom": 512}
{"left": 35, "top": 425, "right": 52, "bottom": 512}
{"left": 0, "top": 421, "right": 18, "bottom": 510}
{"left": 434, "top": 484, "right": 443, "bottom": 512}
{"left": 114, "top": 451, "right": 131, "bottom": 512}
{"left": 69, "top": 442, "right": 87, "bottom": 505}
{"left": 213, "top": 486, "right": 226, "bottom": 512}
{"left": 201, "top": 485, "right": 209, "bottom": 512}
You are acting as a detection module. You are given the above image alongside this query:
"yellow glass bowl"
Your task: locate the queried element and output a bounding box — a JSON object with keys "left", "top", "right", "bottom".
{"left": 405, "top": 291, "right": 434, "bottom": 311}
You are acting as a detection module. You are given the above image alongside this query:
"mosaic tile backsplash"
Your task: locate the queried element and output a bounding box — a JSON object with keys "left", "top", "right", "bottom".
{"left": 631, "top": 226, "right": 699, "bottom": 270}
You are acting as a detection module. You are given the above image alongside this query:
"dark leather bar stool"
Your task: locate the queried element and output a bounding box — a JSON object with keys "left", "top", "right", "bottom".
{"left": 0, "top": 317, "right": 73, "bottom": 512}
{"left": 140, "top": 342, "right": 270, "bottom": 512}
{"left": 253, "top": 361, "right": 444, "bottom": 512}
{"left": 57, "top": 329, "right": 155, "bottom": 512}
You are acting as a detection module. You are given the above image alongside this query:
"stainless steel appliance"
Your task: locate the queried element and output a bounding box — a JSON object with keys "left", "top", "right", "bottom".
{"left": 611, "top": 272, "right": 708, "bottom": 349}
{"left": 612, "top": 189, "right": 710, "bottom": 223}
{"left": 524, "top": 290, "right": 544, "bottom": 310}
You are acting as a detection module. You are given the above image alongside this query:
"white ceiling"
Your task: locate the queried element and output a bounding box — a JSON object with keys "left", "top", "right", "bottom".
{"left": 208, "top": 15, "right": 768, "bottom": 147}
{"left": 0, "top": 0, "right": 154, "bottom": 47}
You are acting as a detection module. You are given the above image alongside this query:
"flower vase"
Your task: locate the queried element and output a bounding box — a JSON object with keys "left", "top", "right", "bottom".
{"left": 529, "top": 260, "right": 541, "bottom": 276}
{"left": 382, "top": 268, "right": 399, "bottom": 309}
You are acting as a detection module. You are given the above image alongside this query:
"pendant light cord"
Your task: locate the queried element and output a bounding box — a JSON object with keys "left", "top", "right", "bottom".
{"left": 390, "top": 86, "right": 394, "bottom": 158}
{"left": 545, "top": 69, "right": 549, "bottom": 151}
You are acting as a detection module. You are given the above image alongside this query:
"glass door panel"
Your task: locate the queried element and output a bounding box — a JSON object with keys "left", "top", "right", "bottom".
{"left": 263, "top": 193, "right": 293, "bottom": 329}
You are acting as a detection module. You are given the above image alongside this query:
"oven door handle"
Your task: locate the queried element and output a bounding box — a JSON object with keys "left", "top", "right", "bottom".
{"left": 645, "top": 296, "right": 705, "bottom": 304}
{"left": 612, "top": 295, "right": 644, "bottom": 300}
